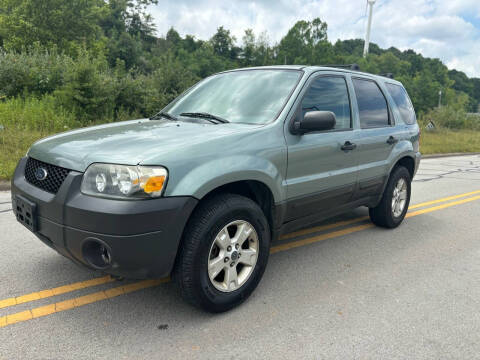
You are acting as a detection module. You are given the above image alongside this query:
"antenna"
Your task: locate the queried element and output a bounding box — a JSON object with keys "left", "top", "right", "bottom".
{"left": 363, "top": 0, "right": 376, "bottom": 58}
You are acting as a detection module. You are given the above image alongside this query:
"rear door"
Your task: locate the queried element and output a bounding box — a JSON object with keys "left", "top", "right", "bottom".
{"left": 351, "top": 77, "right": 403, "bottom": 199}
{"left": 284, "top": 73, "right": 358, "bottom": 221}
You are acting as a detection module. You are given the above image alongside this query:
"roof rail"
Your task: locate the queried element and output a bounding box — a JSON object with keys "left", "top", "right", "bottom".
{"left": 321, "top": 64, "right": 394, "bottom": 79}
{"left": 322, "top": 64, "right": 360, "bottom": 71}
{"left": 380, "top": 73, "right": 394, "bottom": 79}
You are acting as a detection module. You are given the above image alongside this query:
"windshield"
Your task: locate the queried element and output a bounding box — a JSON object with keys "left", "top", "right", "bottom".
{"left": 163, "top": 69, "right": 302, "bottom": 124}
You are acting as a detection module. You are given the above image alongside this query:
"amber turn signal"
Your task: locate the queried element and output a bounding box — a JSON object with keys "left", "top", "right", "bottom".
{"left": 142, "top": 176, "right": 166, "bottom": 193}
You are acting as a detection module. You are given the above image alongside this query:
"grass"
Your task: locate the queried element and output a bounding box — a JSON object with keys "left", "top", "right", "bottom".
{"left": 420, "top": 129, "right": 480, "bottom": 155}
{"left": 0, "top": 96, "right": 79, "bottom": 180}
{"left": 0, "top": 128, "right": 45, "bottom": 180}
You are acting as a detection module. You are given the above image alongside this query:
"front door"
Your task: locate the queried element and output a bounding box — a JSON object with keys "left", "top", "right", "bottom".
{"left": 284, "top": 74, "right": 358, "bottom": 222}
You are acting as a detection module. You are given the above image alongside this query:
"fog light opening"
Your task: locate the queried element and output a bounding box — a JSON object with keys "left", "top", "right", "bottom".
{"left": 82, "top": 238, "right": 113, "bottom": 269}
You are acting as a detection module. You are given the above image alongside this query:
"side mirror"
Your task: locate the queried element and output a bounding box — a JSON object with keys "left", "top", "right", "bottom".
{"left": 292, "top": 111, "right": 336, "bottom": 134}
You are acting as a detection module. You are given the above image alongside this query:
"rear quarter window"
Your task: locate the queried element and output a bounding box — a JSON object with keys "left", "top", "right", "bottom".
{"left": 352, "top": 78, "right": 390, "bottom": 128}
{"left": 385, "top": 83, "right": 417, "bottom": 125}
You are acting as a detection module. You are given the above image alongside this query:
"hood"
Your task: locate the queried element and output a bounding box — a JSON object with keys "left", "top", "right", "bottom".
{"left": 28, "top": 119, "right": 260, "bottom": 172}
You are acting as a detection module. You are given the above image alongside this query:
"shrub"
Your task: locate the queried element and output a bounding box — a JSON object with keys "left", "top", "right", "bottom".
{"left": 53, "top": 51, "right": 118, "bottom": 121}
{"left": 420, "top": 106, "right": 480, "bottom": 131}
{"left": 0, "top": 45, "right": 73, "bottom": 98}
{"left": 52, "top": 51, "right": 200, "bottom": 122}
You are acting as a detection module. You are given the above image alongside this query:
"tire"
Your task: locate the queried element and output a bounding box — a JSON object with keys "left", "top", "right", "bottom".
{"left": 369, "top": 166, "right": 411, "bottom": 228}
{"left": 173, "top": 193, "right": 271, "bottom": 313}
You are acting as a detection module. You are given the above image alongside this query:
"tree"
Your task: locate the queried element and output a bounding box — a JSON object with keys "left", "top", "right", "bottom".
{"left": 100, "top": 0, "right": 158, "bottom": 68}
{"left": 0, "top": 0, "right": 106, "bottom": 55}
{"left": 210, "top": 26, "right": 237, "bottom": 59}
{"left": 100, "top": 0, "right": 157, "bottom": 39}
{"left": 277, "top": 18, "right": 328, "bottom": 64}
{"left": 472, "top": 79, "right": 480, "bottom": 112}
{"left": 166, "top": 27, "right": 181, "bottom": 46}
{"left": 255, "top": 31, "right": 271, "bottom": 66}
{"left": 107, "top": 32, "right": 142, "bottom": 70}
{"left": 241, "top": 29, "right": 255, "bottom": 66}
{"left": 125, "top": 0, "right": 158, "bottom": 40}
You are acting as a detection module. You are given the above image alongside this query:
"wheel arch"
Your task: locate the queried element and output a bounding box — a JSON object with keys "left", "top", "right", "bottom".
{"left": 172, "top": 179, "right": 277, "bottom": 285}
{"left": 393, "top": 155, "right": 415, "bottom": 179}
{"left": 195, "top": 180, "right": 277, "bottom": 239}
{"left": 372, "top": 154, "right": 416, "bottom": 209}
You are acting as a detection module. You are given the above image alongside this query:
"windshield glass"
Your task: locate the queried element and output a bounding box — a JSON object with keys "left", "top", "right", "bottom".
{"left": 163, "top": 69, "right": 302, "bottom": 124}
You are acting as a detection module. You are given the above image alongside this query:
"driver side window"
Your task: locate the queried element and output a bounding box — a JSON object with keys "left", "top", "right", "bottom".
{"left": 301, "top": 76, "right": 352, "bottom": 130}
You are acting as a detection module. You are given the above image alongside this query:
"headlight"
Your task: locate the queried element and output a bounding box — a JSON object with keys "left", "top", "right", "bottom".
{"left": 81, "top": 163, "right": 168, "bottom": 199}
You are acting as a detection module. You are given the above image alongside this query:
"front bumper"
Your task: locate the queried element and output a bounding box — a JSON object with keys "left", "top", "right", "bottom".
{"left": 11, "top": 157, "right": 198, "bottom": 279}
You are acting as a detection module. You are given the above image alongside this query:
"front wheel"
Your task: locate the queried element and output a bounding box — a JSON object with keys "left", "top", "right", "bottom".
{"left": 369, "top": 166, "right": 411, "bottom": 228}
{"left": 174, "top": 194, "right": 270, "bottom": 312}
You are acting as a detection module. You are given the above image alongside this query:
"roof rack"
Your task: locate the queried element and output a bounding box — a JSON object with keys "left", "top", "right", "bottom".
{"left": 322, "top": 64, "right": 361, "bottom": 71}
{"left": 321, "top": 64, "right": 395, "bottom": 79}
{"left": 380, "top": 73, "right": 394, "bottom": 79}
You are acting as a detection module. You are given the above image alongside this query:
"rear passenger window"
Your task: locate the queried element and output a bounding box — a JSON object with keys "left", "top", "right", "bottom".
{"left": 385, "top": 83, "right": 416, "bottom": 125}
{"left": 352, "top": 78, "right": 389, "bottom": 128}
{"left": 301, "top": 76, "right": 351, "bottom": 130}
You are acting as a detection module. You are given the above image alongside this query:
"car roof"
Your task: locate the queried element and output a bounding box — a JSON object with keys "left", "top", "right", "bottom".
{"left": 224, "top": 65, "right": 404, "bottom": 86}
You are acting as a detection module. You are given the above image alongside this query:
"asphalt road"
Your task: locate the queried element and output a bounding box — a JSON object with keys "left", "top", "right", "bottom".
{"left": 1, "top": 155, "right": 479, "bottom": 360}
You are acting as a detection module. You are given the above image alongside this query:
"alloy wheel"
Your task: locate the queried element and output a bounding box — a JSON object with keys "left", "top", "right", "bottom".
{"left": 392, "top": 178, "right": 408, "bottom": 217}
{"left": 207, "top": 220, "right": 259, "bottom": 292}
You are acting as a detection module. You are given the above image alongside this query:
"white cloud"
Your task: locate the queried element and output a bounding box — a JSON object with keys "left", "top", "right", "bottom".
{"left": 149, "top": 0, "right": 480, "bottom": 77}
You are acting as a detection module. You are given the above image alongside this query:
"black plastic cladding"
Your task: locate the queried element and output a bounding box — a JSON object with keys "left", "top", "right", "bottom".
{"left": 24, "top": 157, "right": 71, "bottom": 194}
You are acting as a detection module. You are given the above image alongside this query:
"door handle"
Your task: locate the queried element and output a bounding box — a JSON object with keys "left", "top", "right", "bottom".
{"left": 341, "top": 141, "right": 357, "bottom": 151}
{"left": 387, "top": 136, "right": 398, "bottom": 145}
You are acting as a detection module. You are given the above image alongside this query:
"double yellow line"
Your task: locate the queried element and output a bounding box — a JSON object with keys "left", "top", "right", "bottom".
{"left": 271, "top": 189, "right": 480, "bottom": 253}
{"left": 1, "top": 189, "right": 480, "bottom": 328}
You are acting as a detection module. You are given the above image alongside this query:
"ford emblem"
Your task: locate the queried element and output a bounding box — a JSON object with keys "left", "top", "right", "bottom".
{"left": 35, "top": 167, "right": 48, "bottom": 181}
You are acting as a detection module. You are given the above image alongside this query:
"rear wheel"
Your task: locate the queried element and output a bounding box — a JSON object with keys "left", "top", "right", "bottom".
{"left": 174, "top": 193, "right": 270, "bottom": 312}
{"left": 369, "top": 166, "right": 411, "bottom": 228}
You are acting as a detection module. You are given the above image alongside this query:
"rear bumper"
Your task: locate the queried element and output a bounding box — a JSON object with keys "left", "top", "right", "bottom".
{"left": 11, "top": 157, "right": 198, "bottom": 279}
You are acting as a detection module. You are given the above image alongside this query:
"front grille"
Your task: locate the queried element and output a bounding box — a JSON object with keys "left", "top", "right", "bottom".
{"left": 24, "top": 157, "right": 71, "bottom": 194}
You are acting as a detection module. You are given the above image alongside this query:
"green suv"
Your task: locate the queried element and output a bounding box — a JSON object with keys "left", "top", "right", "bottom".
{"left": 11, "top": 65, "right": 420, "bottom": 312}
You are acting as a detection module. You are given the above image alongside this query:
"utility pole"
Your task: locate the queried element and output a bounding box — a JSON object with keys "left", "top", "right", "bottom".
{"left": 438, "top": 90, "right": 442, "bottom": 108}
{"left": 363, "top": 0, "right": 376, "bottom": 58}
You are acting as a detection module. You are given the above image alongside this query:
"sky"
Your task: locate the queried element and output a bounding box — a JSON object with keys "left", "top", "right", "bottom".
{"left": 149, "top": 0, "right": 480, "bottom": 78}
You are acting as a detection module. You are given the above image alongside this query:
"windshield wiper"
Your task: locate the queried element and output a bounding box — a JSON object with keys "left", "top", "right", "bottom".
{"left": 179, "top": 112, "right": 230, "bottom": 124}
{"left": 150, "top": 112, "right": 178, "bottom": 121}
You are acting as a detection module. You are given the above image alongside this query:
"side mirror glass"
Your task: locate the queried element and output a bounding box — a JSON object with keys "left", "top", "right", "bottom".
{"left": 293, "top": 111, "right": 336, "bottom": 134}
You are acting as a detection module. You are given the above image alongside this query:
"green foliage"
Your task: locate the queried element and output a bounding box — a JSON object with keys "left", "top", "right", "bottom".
{"left": 0, "top": 0, "right": 106, "bottom": 56}
{"left": 420, "top": 106, "right": 480, "bottom": 131}
{"left": 0, "top": 94, "right": 78, "bottom": 132}
{"left": 210, "top": 26, "right": 238, "bottom": 59}
{"left": 0, "top": 45, "right": 73, "bottom": 98}
{"left": 0, "top": 95, "right": 80, "bottom": 179}
{"left": 277, "top": 18, "right": 330, "bottom": 65}
{"left": 53, "top": 52, "right": 118, "bottom": 120}
{"left": 101, "top": 0, "right": 158, "bottom": 69}
{"left": 241, "top": 29, "right": 256, "bottom": 66}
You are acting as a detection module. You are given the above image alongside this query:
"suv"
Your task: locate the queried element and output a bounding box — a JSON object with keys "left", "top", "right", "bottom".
{"left": 11, "top": 65, "right": 420, "bottom": 312}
